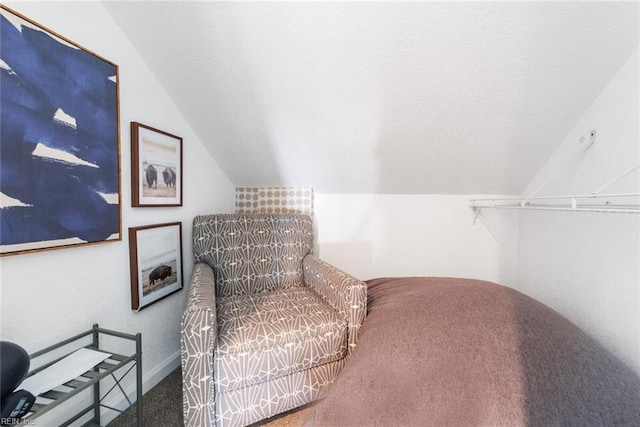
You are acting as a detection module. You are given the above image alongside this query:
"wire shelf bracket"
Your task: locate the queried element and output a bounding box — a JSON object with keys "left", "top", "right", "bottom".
{"left": 470, "top": 192, "right": 640, "bottom": 219}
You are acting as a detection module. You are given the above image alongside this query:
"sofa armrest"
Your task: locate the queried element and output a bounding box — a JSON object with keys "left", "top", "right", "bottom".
{"left": 181, "top": 263, "right": 217, "bottom": 427}
{"left": 302, "top": 254, "right": 367, "bottom": 356}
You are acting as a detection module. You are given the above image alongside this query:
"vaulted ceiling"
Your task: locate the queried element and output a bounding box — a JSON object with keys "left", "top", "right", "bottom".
{"left": 103, "top": 1, "right": 638, "bottom": 194}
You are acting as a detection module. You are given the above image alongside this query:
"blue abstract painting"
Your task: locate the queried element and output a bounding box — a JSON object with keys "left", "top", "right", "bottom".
{"left": 0, "top": 7, "right": 120, "bottom": 255}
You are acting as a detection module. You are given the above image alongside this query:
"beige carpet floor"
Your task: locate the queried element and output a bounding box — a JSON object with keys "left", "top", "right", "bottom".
{"left": 107, "top": 368, "right": 315, "bottom": 426}
{"left": 255, "top": 404, "right": 315, "bottom": 427}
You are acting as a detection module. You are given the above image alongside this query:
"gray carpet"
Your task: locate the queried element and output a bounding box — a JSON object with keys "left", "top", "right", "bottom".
{"left": 107, "top": 368, "right": 183, "bottom": 426}
{"left": 107, "top": 368, "right": 312, "bottom": 426}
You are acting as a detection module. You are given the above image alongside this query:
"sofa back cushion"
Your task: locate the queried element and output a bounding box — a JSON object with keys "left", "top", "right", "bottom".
{"left": 193, "top": 214, "right": 313, "bottom": 297}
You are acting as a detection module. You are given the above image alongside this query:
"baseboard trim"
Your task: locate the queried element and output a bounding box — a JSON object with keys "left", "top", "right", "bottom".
{"left": 101, "top": 350, "right": 181, "bottom": 425}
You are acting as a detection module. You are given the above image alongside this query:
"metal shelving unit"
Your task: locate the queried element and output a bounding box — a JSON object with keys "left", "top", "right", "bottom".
{"left": 19, "top": 324, "right": 142, "bottom": 427}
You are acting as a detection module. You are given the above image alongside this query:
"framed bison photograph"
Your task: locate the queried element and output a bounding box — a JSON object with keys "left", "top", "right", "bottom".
{"left": 129, "top": 222, "right": 183, "bottom": 311}
{"left": 131, "top": 122, "right": 182, "bottom": 207}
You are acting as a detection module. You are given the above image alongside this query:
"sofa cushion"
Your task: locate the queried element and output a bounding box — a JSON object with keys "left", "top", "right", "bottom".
{"left": 214, "top": 287, "right": 347, "bottom": 392}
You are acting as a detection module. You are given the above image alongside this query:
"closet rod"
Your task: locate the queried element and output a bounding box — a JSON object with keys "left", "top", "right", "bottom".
{"left": 472, "top": 204, "right": 640, "bottom": 214}
{"left": 469, "top": 192, "right": 639, "bottom": 204}
{"left": 469, "top": 193, "right": 640, "bottom": 217}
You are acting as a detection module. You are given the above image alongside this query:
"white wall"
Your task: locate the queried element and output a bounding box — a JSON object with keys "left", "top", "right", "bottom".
{"left": 517, "top": 48, "right": 640, "bottom": 374}
{"left": 314, "top": 194, "right": 519, "bottom": 285}
{"left": 0, "top": 2, "right": 235, "bottom": 423}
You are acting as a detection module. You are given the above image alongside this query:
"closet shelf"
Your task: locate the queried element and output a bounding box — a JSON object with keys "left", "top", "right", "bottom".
{"left": 470, "top": 193, "right": 640, "bottom": 216}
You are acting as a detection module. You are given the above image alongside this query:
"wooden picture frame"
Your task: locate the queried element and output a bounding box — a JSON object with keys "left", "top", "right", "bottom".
{"left": 128, "top": 222, "right": 183, "bottom": 311}
{"left": 131, "top": 122, "right": 182, "bottom": 207}
{"left": 0, "top": 5, "right": 121, "bottom": 256}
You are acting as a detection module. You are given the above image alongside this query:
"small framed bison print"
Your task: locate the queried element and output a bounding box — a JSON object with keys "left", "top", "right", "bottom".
{"left": 131, "top": 122, "right": 182, "bottom": 207}
{"left": 129, "top": 222, "right": 183, "bottom": 311}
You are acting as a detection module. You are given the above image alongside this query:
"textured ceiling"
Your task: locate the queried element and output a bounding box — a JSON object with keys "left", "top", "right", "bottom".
{"left": 103, "top": 1, "right": 638, "bottom": 194}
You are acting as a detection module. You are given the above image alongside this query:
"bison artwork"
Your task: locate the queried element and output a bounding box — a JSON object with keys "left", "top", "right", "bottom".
{"left": 149, "top": 265, "right": 172, "bottom": 286}
{"left": 162, "top": 167, "right": 176, "bottom": 188}
{"left": 145, "top": 164, "right": 157, "bottom": 189}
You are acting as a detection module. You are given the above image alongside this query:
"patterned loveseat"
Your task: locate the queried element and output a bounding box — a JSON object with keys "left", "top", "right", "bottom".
{"left": 181, "top": 214, "right": 367, "bottom": 426}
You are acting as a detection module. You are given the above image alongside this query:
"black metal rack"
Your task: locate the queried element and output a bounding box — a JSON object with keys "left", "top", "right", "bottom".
{"left": 20, "top": 324, "right": 142, "bottom": 426}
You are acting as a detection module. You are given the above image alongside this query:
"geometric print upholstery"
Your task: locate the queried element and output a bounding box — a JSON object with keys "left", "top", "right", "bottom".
{"left": 217, "top": 359, "right": 346, "bottom": 426}
{"left": 215, "top": 287, "right": 347, "bottom": 392}
{"left": 193, "top": 214, "right": 313, "bottom": 297}
{"left": 181, "top": 263, "right": 216, "bottom": 427}
{"left": 302, "top": 255, "right": 367, "bottom": 356}
{"left": 182, "top": 213, "right": 367, "bottom": 427}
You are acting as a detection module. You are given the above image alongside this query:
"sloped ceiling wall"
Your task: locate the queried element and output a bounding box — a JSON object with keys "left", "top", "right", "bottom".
{"left": 104, "top": 1, "right": 639, "bottom": 194}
